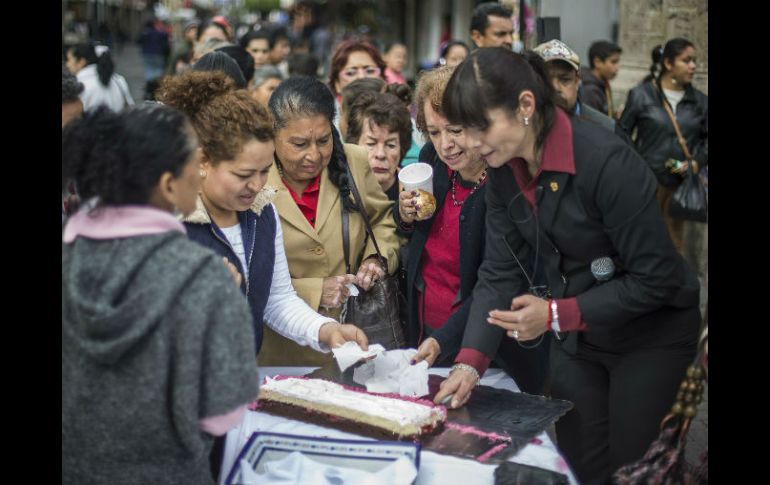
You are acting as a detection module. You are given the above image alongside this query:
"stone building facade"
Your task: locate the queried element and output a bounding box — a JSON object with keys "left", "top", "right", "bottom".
{"left": 614, "top": 0, "right": 708, "bottom": 107}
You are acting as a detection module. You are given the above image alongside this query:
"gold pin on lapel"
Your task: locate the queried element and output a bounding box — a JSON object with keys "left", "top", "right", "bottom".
{"left": 550, "top": 181, "right": 559, "bottom": 192}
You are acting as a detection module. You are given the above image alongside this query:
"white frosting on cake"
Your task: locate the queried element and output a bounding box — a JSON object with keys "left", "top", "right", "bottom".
{"left": 261, "top": 377, "right": 444, "bottom": 427}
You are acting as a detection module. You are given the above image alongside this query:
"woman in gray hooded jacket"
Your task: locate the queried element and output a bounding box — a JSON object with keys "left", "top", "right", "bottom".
{"left": 62, "top": 104, "right": 258, "bottom": 485}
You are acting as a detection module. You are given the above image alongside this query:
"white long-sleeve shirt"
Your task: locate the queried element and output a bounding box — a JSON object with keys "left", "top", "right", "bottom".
{"left": 260, "top": 205, "right": 336, "bottom": 352}
{"left": 77, "top": 64, "right": 135, "bottom": 113}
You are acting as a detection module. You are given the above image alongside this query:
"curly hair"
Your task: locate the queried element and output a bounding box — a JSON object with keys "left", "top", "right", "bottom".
{"left": 62, "top": 105, "right": 195, "bottom": 205}
{"left": 328, "top": 39, "right": 386, "bottom": 95}
{"left": 157, "top": 70, "right": 273, "bottom": 164}
{"left": 414, "top": 65, "right": 456, "bottom": 137}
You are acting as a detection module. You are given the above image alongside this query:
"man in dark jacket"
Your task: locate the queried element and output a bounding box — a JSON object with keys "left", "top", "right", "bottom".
{"left": 579, "top": 40, "right": 622, "bottom": 118}
{"left": 533, "top": 39, "right": 632, "bottom": 145}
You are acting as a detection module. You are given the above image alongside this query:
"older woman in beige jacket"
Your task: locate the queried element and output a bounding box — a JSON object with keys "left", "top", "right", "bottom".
{"left": 259, "top": 76, "right": 400, "bottom": 366}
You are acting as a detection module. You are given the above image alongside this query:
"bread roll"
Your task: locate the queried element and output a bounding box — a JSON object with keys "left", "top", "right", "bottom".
{"left": 415, "top": 189, "right": 437, "bottom": 220}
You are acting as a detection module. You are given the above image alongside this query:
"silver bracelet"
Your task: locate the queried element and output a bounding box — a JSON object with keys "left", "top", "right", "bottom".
{"left": 450, "top": 363, "right": 481, "bottom": 386}
{"left": 550, "top": 299, "right": 562, "bottom": 341}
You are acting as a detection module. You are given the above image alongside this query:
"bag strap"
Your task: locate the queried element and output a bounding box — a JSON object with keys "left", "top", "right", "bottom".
{"left": 341, "top": 201, "right": 351, "bottom": 274}
{"left": 655, "top": 80, "right": 693, "bottom": 161}
{"left": 343, "top": 166, "right": 386, "bottom": 266}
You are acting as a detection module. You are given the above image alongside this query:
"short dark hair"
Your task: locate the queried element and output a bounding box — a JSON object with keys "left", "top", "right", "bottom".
{"left": 193, "top": 51, "right": 247, "bottom": 88}
{"left": 62, "top": 64, "right": 84, "bottom": 103}
{"left": 588, "top": 40, "right": 622, "bottom": 68}
{"left": 439, "top": 40, "right": 470, "bottom": 62}
{"left": 239, "top": 29, "right": 270, "bottom": 50}
{"left": 196, "top": 19, "right": 230, "bottom": 42}
{"left": 61, "top": 104, "right": 195, "bottom": 205}
{"left": 288, "top": 52, "right": 319, "bottom": 77}
{"left": 470, "top": 2, "right": 512, "bottom": 34}
{"left": 266, "top": 24, "right": 290, "bottom": 49}
{"left": 443, "top": 48, "right": 555, "bottom": 149}
{"left": 216, "top": 44, "right": 255, "bottom": 83}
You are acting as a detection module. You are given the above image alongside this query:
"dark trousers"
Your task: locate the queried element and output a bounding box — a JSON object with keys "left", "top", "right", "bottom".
{"left": 549, "top": 311, "right": 698, "bottom": 485}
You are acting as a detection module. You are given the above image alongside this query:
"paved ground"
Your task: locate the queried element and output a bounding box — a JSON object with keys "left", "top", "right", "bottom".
{"left": 111, "top": 42, "right": 707, "bottom": 479}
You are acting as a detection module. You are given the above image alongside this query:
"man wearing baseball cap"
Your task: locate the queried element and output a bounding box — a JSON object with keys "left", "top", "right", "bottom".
{"left": 533, "top": 39, "right": 631, "bottom": 144}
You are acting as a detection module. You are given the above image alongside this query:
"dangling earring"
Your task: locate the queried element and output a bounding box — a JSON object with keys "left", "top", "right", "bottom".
{"left": 523, "top": 117, "right": 530, "bottom": 126}
{"left": 172, "top": 204, "right": 182, "bottom": 218}
{"left": 199, "top": 170, "right": 206, "bottom": 177}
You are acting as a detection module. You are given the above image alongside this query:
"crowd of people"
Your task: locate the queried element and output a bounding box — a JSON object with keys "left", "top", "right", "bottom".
{"left": 62, "top": 2, "right": 707, "bottom": 484}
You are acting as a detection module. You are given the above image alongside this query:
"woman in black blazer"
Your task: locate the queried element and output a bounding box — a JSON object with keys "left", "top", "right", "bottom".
{"left": 433, "top": 48, "right": 701, "bottom": 485}
{"left": 395, "top": 66, "right": 548, "bottom": 394}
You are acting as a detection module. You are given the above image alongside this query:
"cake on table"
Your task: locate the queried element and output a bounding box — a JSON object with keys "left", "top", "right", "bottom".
{"left": 256, "top": 376, "right": 447, "bottom": 441}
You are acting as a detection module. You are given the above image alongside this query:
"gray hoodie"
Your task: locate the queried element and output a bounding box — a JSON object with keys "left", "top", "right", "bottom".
{"left": 62, "top": 232, "right": 258, "bottom": 485}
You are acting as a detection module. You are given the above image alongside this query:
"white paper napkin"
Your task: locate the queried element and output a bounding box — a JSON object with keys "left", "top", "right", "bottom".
{"left": 237, "top": 451, "right": 417, "bottom": 485}
{"left": 331, "top": 341, "right": 386, "bottom": 372}
{"left": 345, "top": 283, "right": 360, "bottom": 296}
{"left": 353, "top": 348, "right": 430, "bottom": 397}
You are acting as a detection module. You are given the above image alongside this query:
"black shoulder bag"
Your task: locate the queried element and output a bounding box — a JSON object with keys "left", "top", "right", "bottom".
{"left": 339, "top": 169, "right": 406, "bottom": 350}
{"left": 659, "top": 85, "right": 708, "bottom": 223}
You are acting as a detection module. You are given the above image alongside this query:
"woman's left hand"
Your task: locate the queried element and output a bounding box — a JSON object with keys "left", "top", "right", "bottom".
{"left": 318, "top": 322, "right": 369, "bottom": 351}
{"left": 674, "top": 160, "right": 699, "bottom": 175}
{"left": 487, "top": 294, "right": 549, "bottom": 341}
{"left": 356, "top": 257, "right": 386, "bottom": 291}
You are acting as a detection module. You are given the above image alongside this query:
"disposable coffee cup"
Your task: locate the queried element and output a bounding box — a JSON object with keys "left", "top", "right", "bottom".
{"left": 398, "top": 162, "right": 434, "bottom": 194}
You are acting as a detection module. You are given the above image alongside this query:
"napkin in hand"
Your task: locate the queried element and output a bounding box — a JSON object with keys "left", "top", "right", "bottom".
{"left": 332, "top": 341, "right": 385, "bottom": 372}
{"left": 237, "top": 450, "right": 417, "bottom": 485}
{"left": 353, "top": 348, "right": 430, "bottom": 397}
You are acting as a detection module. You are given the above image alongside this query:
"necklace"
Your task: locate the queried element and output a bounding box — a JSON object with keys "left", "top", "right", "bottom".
{"left": 450, "top": 168, "right": 487, "bottom": 206}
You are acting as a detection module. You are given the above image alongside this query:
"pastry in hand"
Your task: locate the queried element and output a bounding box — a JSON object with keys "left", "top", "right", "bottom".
{"left": 415, "top": 189, "right": 437, "bottom": 220}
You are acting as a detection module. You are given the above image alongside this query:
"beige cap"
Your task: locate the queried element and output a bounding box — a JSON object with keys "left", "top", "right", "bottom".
{"left": 533, "top": 39, "right": 580, "bottom": 71}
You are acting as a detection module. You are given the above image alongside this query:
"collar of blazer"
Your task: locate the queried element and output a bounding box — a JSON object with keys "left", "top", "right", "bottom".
{"left": 267, "top": 164, "right": 332, "bottom": 244}
{"left": 182, "top": 186, "right": 277, "bottom": 225}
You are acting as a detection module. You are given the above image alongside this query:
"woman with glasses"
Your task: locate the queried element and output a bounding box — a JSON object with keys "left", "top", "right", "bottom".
{"left": 432, "top": 48, "right": 701, "bottom": 484}
{"left": 258, "top": 76, "right": 401, "bottom": 366}
{"left": 327, "top": 39, "right": 386, "bottom": 129}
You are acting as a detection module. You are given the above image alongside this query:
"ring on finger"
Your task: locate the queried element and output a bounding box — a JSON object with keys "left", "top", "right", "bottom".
{"left": 512, "top": 329, "right": 519, "bottom": 340}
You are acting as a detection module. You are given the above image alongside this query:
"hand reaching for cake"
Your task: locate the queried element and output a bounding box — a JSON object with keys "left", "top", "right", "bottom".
{"left": 319, "top": 322, "right": 369, "bottom": 351}
{"left": 433, "top": 365, "right": 479, "bottom": 409}
{"left": 411, "top": 338, "right": 441, "bottom": 367}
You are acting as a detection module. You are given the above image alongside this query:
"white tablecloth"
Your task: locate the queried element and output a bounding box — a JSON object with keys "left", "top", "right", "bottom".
{"left": 219, "top": 366, "right": 578, "bottom": 485}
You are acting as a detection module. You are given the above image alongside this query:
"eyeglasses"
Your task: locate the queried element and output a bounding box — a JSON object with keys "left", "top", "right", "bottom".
{"left": 340, "top": 66, "right": 381, "bottom": 79}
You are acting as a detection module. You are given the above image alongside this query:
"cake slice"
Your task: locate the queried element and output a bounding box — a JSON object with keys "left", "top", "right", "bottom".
{"left": 256, "top": 376, "right": 447, "bottom": 441}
